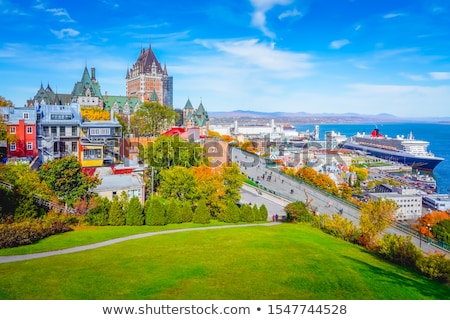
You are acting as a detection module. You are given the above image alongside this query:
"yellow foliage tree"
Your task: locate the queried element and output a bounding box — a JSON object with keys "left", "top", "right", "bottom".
{"left": 81, "top": 107, "right": 111, "bottom": 121}
{"left": 359, "top": 198, "right": 397, "bottom": 248}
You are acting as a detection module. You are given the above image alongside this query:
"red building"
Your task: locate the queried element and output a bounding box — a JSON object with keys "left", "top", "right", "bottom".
{"left": 2, "top": 106, "right": 38, "bottom": 160}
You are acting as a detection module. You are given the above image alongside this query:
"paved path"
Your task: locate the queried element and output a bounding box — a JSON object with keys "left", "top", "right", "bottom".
{"left": 0, "top": 223, "right": 280, "bottom": 264}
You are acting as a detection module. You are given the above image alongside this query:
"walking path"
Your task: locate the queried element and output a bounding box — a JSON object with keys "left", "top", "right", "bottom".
{"left": 0, "top": 222, "right": 280, "bottom": 264}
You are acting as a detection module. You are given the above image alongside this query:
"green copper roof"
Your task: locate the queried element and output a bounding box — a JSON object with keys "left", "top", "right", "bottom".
{"left": 184, "top": 98, "right": 194, "bottom": 110}
{"left": 149, "top": 89, "right": 159, "bottom": 102}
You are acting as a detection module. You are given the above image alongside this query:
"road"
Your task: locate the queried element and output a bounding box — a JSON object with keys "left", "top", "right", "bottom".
{"left": 233, "top": 147, "right": 448, "bottom": 256}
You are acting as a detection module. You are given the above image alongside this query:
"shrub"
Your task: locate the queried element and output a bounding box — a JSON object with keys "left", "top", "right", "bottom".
{"left": 284, "top": 201, "right": 313, "bottom": 223}
{"left": 259, "top": 204, "right": 268, "bottom": 221}
{"left": 377, "top": 234, "right": 423, "bottom": 269}
{"left": 126, "top": 197, "right": 144, "bottom": 226}
{"left": 252, "top": 204, "right": 262, "bottom": 221}
{"left": 181, "top": 201, "right": 193, "bottom": 223}
{"left": 319, "top": 214, "right": 360, "bottom": 243}
{"left": 239, "top": 204, "right": 254, "bottom": 223}
{"left": 145, "top": 197, "right": 166, "bottom": 226}
{"left": 86, "top": 197, "right": 110, "bottom": 226}
{"left": 192, "top": 199, "right": 210, "bottom": 224}
{"left": 0, "top": 217, "right": 72, "bottom": 249}
{"left": 166, "top": 198, "right": 183, "bottom": 224}
{"left": 416, "top": 252, "right": 450, "bottom": 284}
{"left": 108, "top": 196, "right": 126, "bottom": 226}
{"left": 219, "top": 201, "right": 240, "bottom": 223}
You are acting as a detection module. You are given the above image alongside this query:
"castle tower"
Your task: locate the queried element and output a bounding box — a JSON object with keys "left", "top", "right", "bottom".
{"left": 126, "top": 45, "right": 173, "bottom": 107}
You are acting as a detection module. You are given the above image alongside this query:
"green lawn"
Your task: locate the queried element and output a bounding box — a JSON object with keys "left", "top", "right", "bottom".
{"left": 0, "top": 223, "right": 448, "bottom": 300}
{"left": 0, "top": 221, "right": 233, "bottom": 256}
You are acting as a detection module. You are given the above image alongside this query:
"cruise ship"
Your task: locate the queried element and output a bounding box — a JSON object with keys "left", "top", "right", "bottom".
{"left": 341, "top": 128, "right": 444, "bottom": 171}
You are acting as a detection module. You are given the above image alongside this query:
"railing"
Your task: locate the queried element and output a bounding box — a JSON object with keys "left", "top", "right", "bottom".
{"left": 233, "top": 147, "right": 450, "bottom": 253}
{"left": 0, "top": 180, "right": 75, "bottom": 214}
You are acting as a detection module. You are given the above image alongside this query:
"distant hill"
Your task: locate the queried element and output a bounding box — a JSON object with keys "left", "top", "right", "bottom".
{"left": 209, "top": 110, "right": 400, "bottom": 123}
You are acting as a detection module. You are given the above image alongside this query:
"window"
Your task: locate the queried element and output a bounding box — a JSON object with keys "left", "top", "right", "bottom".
{"left": 27, "top": 142, "right": 33, "bottom": 150}
{"left": 23, "top": 112, "right": 29, "bottom": 119}
{"left": 50, "top": 114, "right": 72, "bottom": 120}
{"left": 27, "top": 126, "right": 33, "bottom": 134}
{"left": 10, "top": 142, "right": 16, "bottom": 151}
{"left": 90, "top": 128, "right": 111, "bottom": 135}
{"left": 10, "top": 127, "right": 16, "bottom": 134}
{"left": 72, "top": 126, "right": 77, "bottom": 136}
{"left": 51, "top": 126, "right": 57, "bottom": 136}
{"left": 60, "top": 126, "right": 66, "bottom": 136}
{"left": 83, "top": 148, "right": 101, "bottom": 159}
{"left": 71, "top": 141, "right": 77, "bottom": 152}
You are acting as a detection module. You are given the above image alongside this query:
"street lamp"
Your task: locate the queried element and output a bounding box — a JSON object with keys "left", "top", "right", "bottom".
{"left": 419, "top": 223, "right": 432, "bottom": 248}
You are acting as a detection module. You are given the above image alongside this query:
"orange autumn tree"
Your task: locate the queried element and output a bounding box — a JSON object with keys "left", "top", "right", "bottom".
{"left": 192, "top": 165, "right": 226, "bottom": 218}
{"left": 414, "top": 211, "right": 450, "bottom": 237}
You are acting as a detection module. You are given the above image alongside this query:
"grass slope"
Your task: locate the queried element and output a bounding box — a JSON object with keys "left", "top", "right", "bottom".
{"left": 0, "top": 223, "right": 448, "bottom": 299}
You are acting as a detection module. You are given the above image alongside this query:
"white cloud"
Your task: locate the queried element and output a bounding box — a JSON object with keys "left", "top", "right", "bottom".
{"left": 50, "top": 28, "right": 80, "bottom": 39}
{"left": 400, "top": 73, "right": 427, "bottom": 81}
{"left": 195, "top": 38, "right": 313, "bottom": 77}
{"left": 278, "top": 8, "right": 302, "bottom": 20}
{"left": 383, "top": 12, "right": 405, "bottom": 19}
{"left": 46, "top": 8, "right": 75, "bottom": 22}
{"left": 429, "top": 72, "right": 450, "bottom": 80}
{"left": 249, "top": 0, "right": 293, "bottom": 38}
{"left": 329, "top": 39, "right": 350, "bottom": 50}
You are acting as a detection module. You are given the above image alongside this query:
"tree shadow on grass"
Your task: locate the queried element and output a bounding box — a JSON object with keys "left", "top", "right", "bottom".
{"left": 342, "top": 255, "right": 449, "bottom": 300}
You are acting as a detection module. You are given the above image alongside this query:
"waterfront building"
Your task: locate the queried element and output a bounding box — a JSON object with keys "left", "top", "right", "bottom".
{"left": 0, "top": 105, "right": 38, "bottom": 161}
{"left": 126, "top": 45, "right": 173, "bottom": 107}
{"left": 369, "top": 185, "right": 423, "bottom": 221}
{"left": 422, "top": 193, "right": 450, "bottom": 211}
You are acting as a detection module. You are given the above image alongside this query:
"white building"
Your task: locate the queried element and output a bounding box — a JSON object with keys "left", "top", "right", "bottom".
{"left": 369, "top": 186, "right": 422, "bottom": 221}
{"left": 422, "top": 194, "right": 450, "bottom": 211}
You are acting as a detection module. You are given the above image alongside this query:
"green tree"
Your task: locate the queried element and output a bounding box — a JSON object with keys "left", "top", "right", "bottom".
{"left": 359, "top": 198, "right": 397, "bottom": 248}
{"left": 87, "top": 196, "right": 110, "bottom": 226}
{"left": 109, "top": 196, "right": 125, "bottom": 226}
{"left": 145, "top": 197, "right": 166, "bottom": 226}
{"left": 284, "top": 201, "right": 312, "bottom": 223}
{"left": 126, "top": 196, "right": 144, "bottom": 226}
{"left": 192, "top": 199, "right": 210, "bottom": 224}
{"left": 181, "top": 201, "right": 193, "bottom": 223}
{"left": 38, "top": 155, "right": 100, "bottom": 206}
{"left": 252, "top": 204, "right": 261, "bottom": 221}
{"left": 432, "top": 219, "right": 450, "bottom": 246}
{"left": 220, "top": 201, "right": 240, "bottom": 223}
{"left": 240, "top": 204, "right": 254, "bottom": 223}
{"left": 259, "top": 204, "right": 268, "bottom": 221}
{"left": 158, "top": 166, "right": 198, "bottom": 202}
{"left": 14, "top": 195, "right": 42, "bottom": 221}
{"left": 221, "top": 163, "right": 245, "bottom": 204}
{"left": 134, "top": 101, "right": 179, "bottom": 137}
{"left": 0, "top": 96, "right": 13, "bottom": 142}
{"left": 166, "top": 198, "right": 182, "bottom": 224}
{"left": 0, "top": 163, "right": 54, "bottom": 201}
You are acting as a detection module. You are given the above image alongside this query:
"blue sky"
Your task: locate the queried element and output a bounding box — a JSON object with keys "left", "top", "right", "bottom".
{"left": 1, "top": 0, "right": 450, "bottom": 117}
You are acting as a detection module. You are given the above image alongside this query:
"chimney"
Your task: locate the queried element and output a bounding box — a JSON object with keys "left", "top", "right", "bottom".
{"left": 91, "top": 67, "right": 96, "bottom": 81}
